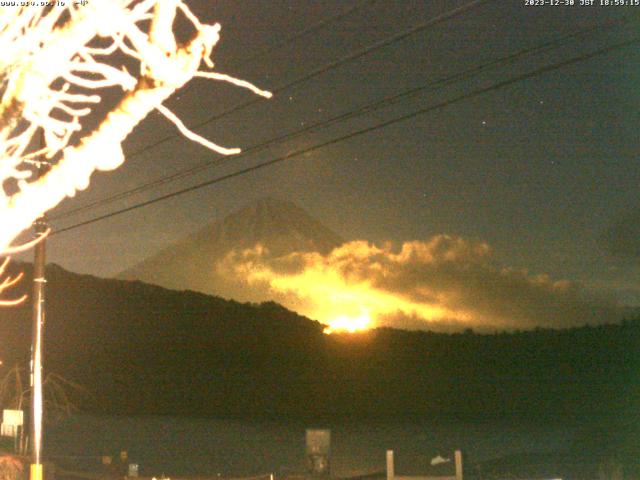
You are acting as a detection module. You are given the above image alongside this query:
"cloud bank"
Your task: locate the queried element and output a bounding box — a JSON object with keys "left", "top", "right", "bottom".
{"left": 220, "top": 235, "right": 625, "bottom": 331}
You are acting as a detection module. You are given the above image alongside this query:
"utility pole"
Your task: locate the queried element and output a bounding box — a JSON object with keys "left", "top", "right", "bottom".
{"left": 30, "top": 131, "right": 48, "bottom": 480}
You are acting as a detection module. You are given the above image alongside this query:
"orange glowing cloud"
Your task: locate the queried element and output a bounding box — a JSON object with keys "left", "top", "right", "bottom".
{"left": 220, "top": 235, "right": 625, "bottom": 332}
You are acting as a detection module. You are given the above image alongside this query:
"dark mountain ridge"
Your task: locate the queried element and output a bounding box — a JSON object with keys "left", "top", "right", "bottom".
{"left": 0, "top": 262, "right": 638, "bottom": 422}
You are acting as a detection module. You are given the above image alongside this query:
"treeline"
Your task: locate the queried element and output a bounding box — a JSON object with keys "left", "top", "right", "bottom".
{"left": 0, "top": 263, "right": 638, "bottom": 421}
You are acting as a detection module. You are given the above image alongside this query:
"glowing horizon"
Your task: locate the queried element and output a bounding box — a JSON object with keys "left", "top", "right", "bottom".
{"left": 323, "top": 309, "right": 372, "bottom": 334}
{"left": 220, "top": 235, "right": 619, "bottom": 332}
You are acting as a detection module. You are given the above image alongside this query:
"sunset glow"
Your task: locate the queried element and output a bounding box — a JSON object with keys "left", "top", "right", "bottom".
{"left": 225, "top": 240, "right": 474, "bottom": 331}
{"left": 323, "top": 309, "right": 372, "bottom": 334}
{"left": 219, "top": 234, "right": 612, "bottom": 332}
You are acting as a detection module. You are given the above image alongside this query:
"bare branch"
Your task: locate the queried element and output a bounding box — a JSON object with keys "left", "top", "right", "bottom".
{"left": 195, "top": 71, "right": 273, "bottom": 98}
{"left": 0, "top": 1, "right": 270, "bottom": 253}
{"left": 156, "top": 104, "right": 241, "bottom": 155}
{"left": 1, "top": 228, "right": 50, "bottom": 255}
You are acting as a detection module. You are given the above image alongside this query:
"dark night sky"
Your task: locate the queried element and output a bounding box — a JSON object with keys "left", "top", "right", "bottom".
{"left": 29, "top": 1, "right": 639, "bottom": 317}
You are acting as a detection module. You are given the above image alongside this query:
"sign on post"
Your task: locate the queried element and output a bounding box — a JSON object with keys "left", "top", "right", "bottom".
{"left": 306, "top": 429, "right": 331, "bottom": 477}
{"left": 128, "top": 464, "right": 139, "bottom": 477}
{"left": 1, "top": 409, "right": 23, "bottom": 438}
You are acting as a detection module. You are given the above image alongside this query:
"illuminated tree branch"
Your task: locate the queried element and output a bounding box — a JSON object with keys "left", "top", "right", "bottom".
{"left": 0, "top": 230, "right": 49, "bottom": 306}
{"left": 0, "top": 0, "right": 270, "bottom": 252}
{"left": 0, "top": 258, "right": 25, "bottom": 307}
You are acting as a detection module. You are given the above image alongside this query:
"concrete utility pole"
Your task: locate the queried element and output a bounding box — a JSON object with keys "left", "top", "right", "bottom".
{"left": 30, "top": 132, "right": 49, "bottom": 480}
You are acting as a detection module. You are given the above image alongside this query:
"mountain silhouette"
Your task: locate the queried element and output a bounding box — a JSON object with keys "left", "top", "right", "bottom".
{"left": 2, "top": 264, "right": 639, "bottom": 478}
{"left": 118, "top": 197, "right": 344, "bottom": 299}
{"left": 0, "top": 262, "right": 638, "bottom": 423}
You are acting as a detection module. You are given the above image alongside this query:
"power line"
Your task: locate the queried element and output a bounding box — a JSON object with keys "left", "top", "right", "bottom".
{"left": 50, "top": 15, "right": 632, "bottom": 221}
{"left": 124, "top": 0, "right": 493, "bottom": 159}
{"left": 51, "top": 35, "right": 640, "bottom": 236}
{"left": 228, "top": 0, "right": 379, "bottom": 69}
{"left": 175, "top": 1, "right": 378, "bottom": 99}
